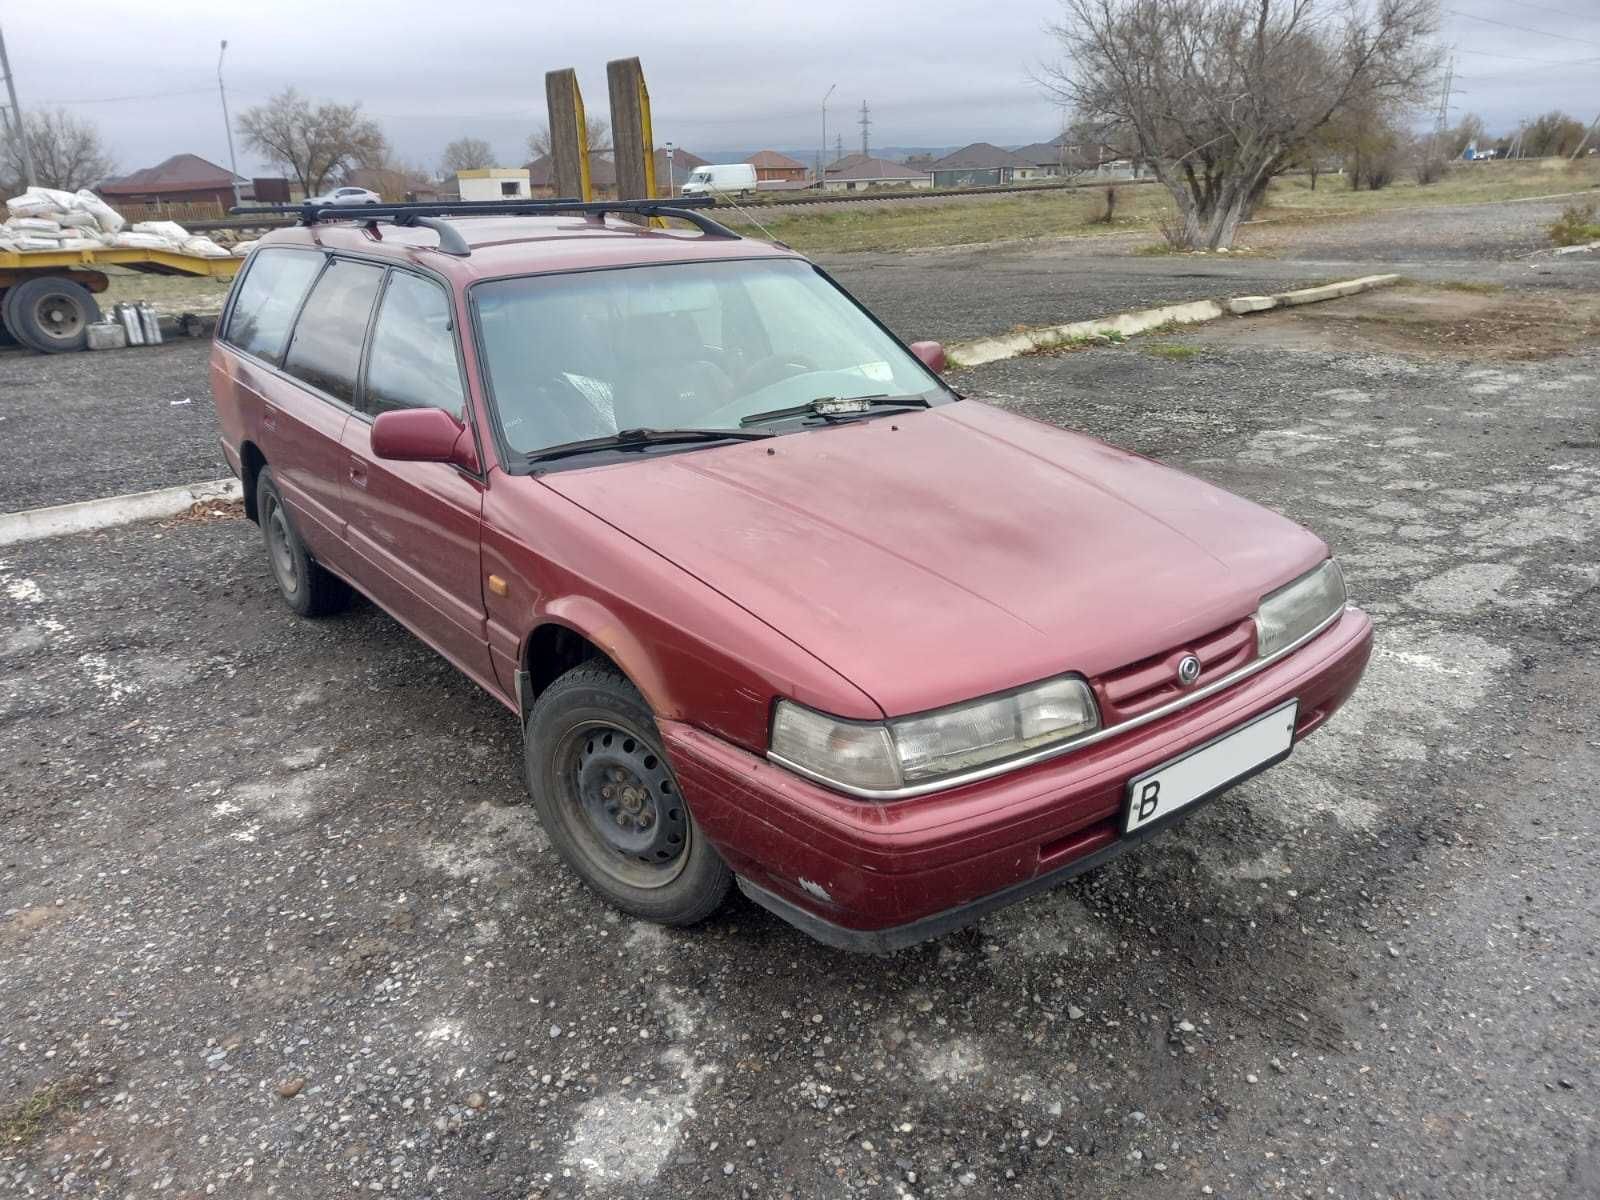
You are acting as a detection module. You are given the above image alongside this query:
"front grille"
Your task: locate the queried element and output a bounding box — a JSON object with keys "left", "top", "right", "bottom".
{"left": 1094, "top": 617, "right": 1257, "bottom": 725}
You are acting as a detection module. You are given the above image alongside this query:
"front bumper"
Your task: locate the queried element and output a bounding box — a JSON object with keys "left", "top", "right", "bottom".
{"left": 662, "top": 606, "right": 1373, "bottom": 952}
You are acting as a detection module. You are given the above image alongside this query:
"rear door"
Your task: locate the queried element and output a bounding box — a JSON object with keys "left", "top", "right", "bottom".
{"left": 339, "top": 269, "right": 497, "bottom": 692}
{"left": 216, "top": 247, "right": 351, "bottom": 563}
{"left": 269, "top": 257, "right": 386, "bottom": 565}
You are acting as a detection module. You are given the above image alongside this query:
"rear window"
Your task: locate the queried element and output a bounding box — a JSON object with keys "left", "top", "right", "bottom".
{"left": 282, "top": 259, "right": 384, "bottom": 404}
{"left": 224, "top": 248, "right": 322, "bottom": 365}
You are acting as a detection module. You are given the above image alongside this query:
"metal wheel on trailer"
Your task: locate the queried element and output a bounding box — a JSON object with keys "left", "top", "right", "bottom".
{"left": 0, "top": 246, "right": 240, "bottom": 354}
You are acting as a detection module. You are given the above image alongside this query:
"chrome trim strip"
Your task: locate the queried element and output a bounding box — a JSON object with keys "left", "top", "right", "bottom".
{"left": 766, "top": 605, "right": 1352, "bottom": 801}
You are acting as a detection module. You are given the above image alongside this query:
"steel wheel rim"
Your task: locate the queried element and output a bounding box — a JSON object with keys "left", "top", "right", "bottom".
{"left": 555, "top": 720, "right": 689, "bottom": 889}
{"left": 30, "top": 290, "right": 86, "bottom": 343}
{"left": 264, "top": 497, "right": 299, "bottom": 596}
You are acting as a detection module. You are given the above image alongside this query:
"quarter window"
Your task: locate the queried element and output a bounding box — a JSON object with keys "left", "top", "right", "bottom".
{"left": 224, "top": 248, "right": 322, "bottom": 365}
{"left": 282, "top": 259, "right": 384, "bottom": 404}
{"left": 363, "top": 272, "right": 465, "bottom": 419}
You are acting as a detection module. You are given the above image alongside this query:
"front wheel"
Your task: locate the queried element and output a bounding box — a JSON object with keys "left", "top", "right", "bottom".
{"left": 525, "top": 662, "right": 732, "bottom": 926}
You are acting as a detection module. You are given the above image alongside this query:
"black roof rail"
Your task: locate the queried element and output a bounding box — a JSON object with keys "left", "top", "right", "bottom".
{"left": 228, "top": 195, "right": 741, "bottom": 256}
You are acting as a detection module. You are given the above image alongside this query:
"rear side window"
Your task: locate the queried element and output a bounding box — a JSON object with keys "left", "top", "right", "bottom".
{"left": 282, "top": 259, "right": 384, "bottom": 403}
{"left": 363, "top": 272, "right": 465, "bottom": 419}
{"left": 224, "top": 248, "right": 322, "bottom": 365}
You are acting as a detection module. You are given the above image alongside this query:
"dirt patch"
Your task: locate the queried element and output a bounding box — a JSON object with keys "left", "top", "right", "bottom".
{"left": 162, "top": 497, "right": 246, "bottom": 527}
{"left": 1190, "top": 285, "right": 1600, "bottom": 359}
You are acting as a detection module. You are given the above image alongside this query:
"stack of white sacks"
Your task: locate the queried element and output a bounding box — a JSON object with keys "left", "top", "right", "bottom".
{"left": 0, "top": 186, "right": 233, "bottom": 257}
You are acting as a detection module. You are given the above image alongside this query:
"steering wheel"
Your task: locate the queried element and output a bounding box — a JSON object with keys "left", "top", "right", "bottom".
{"left": 736, "top": 353, "right": 818, "bottom": 394}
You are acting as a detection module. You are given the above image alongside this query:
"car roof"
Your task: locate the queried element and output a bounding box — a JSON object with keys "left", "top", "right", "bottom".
{"left": 254, "top": 215, "right": 798, "bottom": 283}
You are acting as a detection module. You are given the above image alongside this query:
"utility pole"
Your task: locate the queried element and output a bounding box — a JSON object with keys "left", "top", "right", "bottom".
{"left": 1428, "top": 54, "right": 1453, "bottom": 165}
{"left": 0, "top": 19, "right": 37, "bottom": 188}
{"left": 218, "top": 39, "right": 241, "bottom": 208}
{"left": 858, "top": 100, "right": 871, "bottom": 158}
{"left": 1571, "top": 112, "right": 1600, "bottom": 163}
{"left": 835, "top": 132, "right": 843, "bottom": 163}
{"left": 819, "top": 83, "right": 835, "bottom": 186}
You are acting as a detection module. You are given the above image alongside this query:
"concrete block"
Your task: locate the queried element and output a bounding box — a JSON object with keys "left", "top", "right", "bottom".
{"left": 1227, "top": 295, "right": 1277, "bottom": 315}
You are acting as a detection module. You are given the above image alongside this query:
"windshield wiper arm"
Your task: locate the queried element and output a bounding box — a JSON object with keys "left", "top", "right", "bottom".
{"left": 524, "top": 426, "right": 775, "bottom": 465}
{"left": 738, "top": 393, "right": 931, "bottom": 428}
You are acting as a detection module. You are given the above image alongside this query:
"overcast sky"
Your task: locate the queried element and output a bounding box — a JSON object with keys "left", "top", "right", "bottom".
{"left": 5, "top": 0, "right": 1597, "bottom": 180}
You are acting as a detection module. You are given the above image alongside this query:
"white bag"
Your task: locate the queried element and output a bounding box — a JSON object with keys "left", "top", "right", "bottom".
{"left": 13, "top": 236, "right": 65, "bottom": 251}
{"left": 74, "top": 189, "right": 125, "bottom": 234}
{"left": 59, "top": 237, "right": 101, "bottom": 250}
{"left": 58, "top": 210, "right": 98, "bottom": 229}
{"left": 6, "top": 216, "right": 63, "bottom": 235}
{"left": 113, "top": 231, "right": 176, "bottom": 250}
{"left": 231, "top": 239, "right": 259, "bottom": 256}
{"left": 180, "top": 235, "right": 231, "bottom": 258}
{"left": 25, "top": 185, "right": 81, "bottom": 212}
{"left": 0, "top": 237, "right": 16, "bottom": 253}
{"left": 131, "top": 219, "right": 190, "bottom": 241}
{"left": 6, "top": 193, "right": 58, "bottom": 219}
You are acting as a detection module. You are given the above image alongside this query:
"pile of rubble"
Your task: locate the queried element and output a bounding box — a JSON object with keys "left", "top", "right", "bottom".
{"left": 1, "top": 186, "right": 237, "bottom": 257}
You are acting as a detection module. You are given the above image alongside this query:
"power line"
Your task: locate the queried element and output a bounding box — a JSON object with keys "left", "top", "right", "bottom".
{"left": 35, "top": 84, "right": 215, "bottom": 105}
{"left": 1456, "top": 47, "right": 1600, "bottom": 66}
{"left": 1495, "top": 0, "right": 1597, "bottom": 21}
{"left": 1446, "top": 8, "right": 1600, "bottom": 48}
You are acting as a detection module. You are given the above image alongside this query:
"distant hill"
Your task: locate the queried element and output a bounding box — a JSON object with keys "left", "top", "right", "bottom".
{"left": 699, "top": 146, "right": 962, "bottom": 166}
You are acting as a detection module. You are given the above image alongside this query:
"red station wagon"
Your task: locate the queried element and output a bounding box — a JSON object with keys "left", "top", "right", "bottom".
{"left": 211, "top": 197, "right": 1373, "bottom": 952}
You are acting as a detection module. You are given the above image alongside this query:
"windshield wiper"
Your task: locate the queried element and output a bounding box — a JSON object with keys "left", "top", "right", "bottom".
{"left": 738, "top": 393, "right": 931, "bottom": 428}
{"left": 523, "top": 426, "right": 775, "bottom": 465}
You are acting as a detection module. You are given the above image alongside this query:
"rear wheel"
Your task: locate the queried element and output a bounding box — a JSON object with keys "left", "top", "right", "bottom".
{"left": 525, "top": 662, "right": 732, "bottom": 926}
{"left": 2, "top": 276, "right": 101, "bottom": 353}
{"left": 255, "top": 466, "right": 351, "bottom": 617}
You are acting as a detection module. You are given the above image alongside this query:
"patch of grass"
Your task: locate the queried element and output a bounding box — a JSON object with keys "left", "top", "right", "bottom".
{"left": 1259, "top": 158, "right": 1600, "bottom": 223}
{"left": 1134, "top": 242, "right": 1184, "bottom": 256}
{"left": 1143, "top": 342, "right": 1203, "bottom": 361}
{"left": 1548, "top": 201, "right": 1600, "bottom": 246}
{"left": 724, "top": 185, "right": 1176, "bottom": 254}
{"left": 1, "top": 1077, "right": 91, "bottom": 1147}
{"left": 97, "top": 266, "right": 233, "bottom": 316}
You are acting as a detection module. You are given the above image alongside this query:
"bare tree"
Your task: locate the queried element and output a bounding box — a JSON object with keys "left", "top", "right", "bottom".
{"left": 440, "top": 136, "right": 494, "bottom": 175}
{"left": 237, "top": 88, "right": 388, "bottom": 197}
{"left": 1040, "top": 0, "right": 1442, "bottom": 248}
{"left": 0, "top": 108, "right": 115, "bottom": 194}
{"left": 526, "top": 116, "right": 610, "bottom": 160}
{"left": 1521, "top": 110, "right": 1586, "bottom": 158}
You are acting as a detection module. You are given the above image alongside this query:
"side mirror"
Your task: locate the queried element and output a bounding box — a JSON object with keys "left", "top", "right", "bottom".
{"left": 910, "top": 340, "right": 948, "bottom": 373}
{"left": 371, "top": 407, "right": 479, "bottom": 472}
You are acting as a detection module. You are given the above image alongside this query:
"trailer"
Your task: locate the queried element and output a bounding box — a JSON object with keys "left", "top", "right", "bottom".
{"left": 0, "top": 245, "right": 240, "bottom": 354}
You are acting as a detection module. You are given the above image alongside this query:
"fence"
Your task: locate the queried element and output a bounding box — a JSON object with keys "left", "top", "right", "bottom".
{"left": 112, "top": 200, "right": 229, "bottom": 224}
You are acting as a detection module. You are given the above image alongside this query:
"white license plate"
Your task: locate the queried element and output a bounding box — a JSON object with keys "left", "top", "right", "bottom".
{"left": 1123, "top": 701, "right": 1299, "bottom": 834}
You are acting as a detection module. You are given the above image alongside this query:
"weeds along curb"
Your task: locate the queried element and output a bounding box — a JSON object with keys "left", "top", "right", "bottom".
{"left": 0, "top": 478, "right": 242, "bottom": 547}
{"left": 946, "top": 273, "right": 1400, "bottom": 368}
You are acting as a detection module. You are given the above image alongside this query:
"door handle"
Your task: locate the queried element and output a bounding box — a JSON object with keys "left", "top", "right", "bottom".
{"left": 348, "top": 456, "right": 368, "bottom": 490}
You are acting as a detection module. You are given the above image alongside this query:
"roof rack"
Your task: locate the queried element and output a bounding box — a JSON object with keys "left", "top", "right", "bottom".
{"left": 228, "top": 196, "right": 741, "bottom": 257}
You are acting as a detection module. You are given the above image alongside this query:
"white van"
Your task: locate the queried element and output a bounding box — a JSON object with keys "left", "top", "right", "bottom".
{"left": 679, "top": 163, "right": 758, "bottom": 197}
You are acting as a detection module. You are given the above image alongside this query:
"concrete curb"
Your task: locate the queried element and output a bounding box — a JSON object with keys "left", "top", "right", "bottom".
{"left": 0, "top": 478, "right": 242, "bottom": 548}
{"left": 947, "top": 273, "right": 1400, "bottom": 368}
{"left": 1554, "top": 239, "right": 1600, "bottom": 256}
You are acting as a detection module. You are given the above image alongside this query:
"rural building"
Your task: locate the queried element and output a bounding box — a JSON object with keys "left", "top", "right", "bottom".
{"left": 1012, "top": 141, "right": 1071, "bottom": 177}
{"left": 928, "top": 143, "right": 1039, "bottom": 187}
{"left": 457, "top": 167, "right": 531, "bottom": 201}
{"left": 747, "top": 150, "right": 808, "bottom": 182}
{"left": 99, "top": 153, "right": 250, "bottom": 210}
{"left": 822, "top": 154, "right": 930, "bottom": 191}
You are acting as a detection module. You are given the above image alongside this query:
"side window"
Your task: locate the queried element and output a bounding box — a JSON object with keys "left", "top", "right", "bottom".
{"left": 363, "top": 272, "right": 465, "bottom": 419}
{"left": 281, "top": 259, "right": 384, "bottom": 404}
{"left": 224, "top": 248, "right": 322, "bottom": 365}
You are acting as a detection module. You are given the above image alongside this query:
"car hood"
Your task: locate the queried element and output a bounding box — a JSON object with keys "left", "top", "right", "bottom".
{"left": 540, "top": 401, "right": 1328, "bottom": 716}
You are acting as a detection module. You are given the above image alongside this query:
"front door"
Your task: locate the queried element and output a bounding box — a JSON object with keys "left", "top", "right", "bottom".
{"left": 339, "top": 269, "right": 496, "bottom": 692}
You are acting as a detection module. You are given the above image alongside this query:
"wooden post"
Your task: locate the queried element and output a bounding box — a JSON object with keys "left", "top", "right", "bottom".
{"left": 607, "top": 57, "right": 658, "bottom": 219}
{"left": 545, "top": 68, "right": 592, "bottom": 202}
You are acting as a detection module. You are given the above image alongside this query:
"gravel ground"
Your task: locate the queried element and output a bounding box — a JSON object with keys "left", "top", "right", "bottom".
{"left": 2, "top": 299, "right": 1597, "bottom": 1197}
{"left": 0, "top": 340, "right": 225, "bottom": 512}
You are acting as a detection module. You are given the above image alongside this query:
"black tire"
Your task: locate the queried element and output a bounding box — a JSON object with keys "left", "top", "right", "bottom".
{"left": 255, "top": 466, "right": 351, "bottom": 617}
{"left": 2, "top": 276, "right": 101, "bottom": 353}
{"left": 525, "top": 662, "right": 732, "bottom": 926}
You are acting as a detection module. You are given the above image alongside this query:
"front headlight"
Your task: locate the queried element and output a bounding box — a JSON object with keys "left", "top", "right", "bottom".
{"left": 771, "top": 676, "right": 1101, "bottom": 796}
{"left": 1255, "top": 559, "right": 1346, "bottom": 658}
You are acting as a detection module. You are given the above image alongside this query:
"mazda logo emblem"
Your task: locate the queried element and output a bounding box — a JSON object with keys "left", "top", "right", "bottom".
{"left": 1176, "top": 654, "right": 1202, "bottom": 686}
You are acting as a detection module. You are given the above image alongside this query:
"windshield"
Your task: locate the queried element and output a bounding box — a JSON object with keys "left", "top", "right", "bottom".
{"left": 688, "top": 170, "right": 711, "bottom": 182}
{"left": 472, "top": 258, "right": 948, "bottom": 458}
